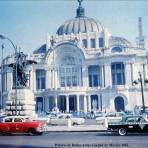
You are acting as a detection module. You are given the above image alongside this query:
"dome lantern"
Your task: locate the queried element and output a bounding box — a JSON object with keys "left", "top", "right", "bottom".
{"left": 56, "top": 0, "right": 104, "bottom": 35}
{"left": 76, "top": 0, "right": 85, "bottom": 17}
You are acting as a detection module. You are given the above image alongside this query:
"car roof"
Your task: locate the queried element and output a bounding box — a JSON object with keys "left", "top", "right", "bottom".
{"left": 4, "top": 116, "right": 29, "bottom": 119}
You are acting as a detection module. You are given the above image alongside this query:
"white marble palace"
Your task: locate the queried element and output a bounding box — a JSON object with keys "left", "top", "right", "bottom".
{"left": 1, "top": 0, "right": 148, "bottom": 115}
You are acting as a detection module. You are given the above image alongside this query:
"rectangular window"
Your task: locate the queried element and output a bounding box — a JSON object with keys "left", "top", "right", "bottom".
{"left": 36, "top": 69, "right": 46, "bottom": 90}
{"left": 66, "top": 76, "right": 71, "bottom": 87}
{"left": 93, "top": 75, "right": 98, "bottom": 86}
{"left": 99, "top": 38, "right": 104, "bottom": 47}
{"left": 60, "top": 68, "right": 65, "bottom": 74}
{"left": 72, "top": 76, "right": 77, "bottom": 86}
{"left": 82, "top": 39, "right": 87, "bottom": 48}
{"left": 60, "top": 77, "right": 65, "bottom": 87}
{"left": 111, "top": 63, "right": 125, "bottom": 85}
{"left": 89, "top": 75, "right": 92, "bottom": 87}
{"left": 112, "top": 74, "right": 116, "bottom": 85}
{"left": 41, "top": 77, "right": 45, "bottom": 89}
{"left": 66, "top": 68, "right": 71, "bottom": 73}
{"left": 117, "top": 73, "right": 122, "bottom": 85}
{"left": 88, "top": 66, "right": 100, "bottom": 87}
{"left": 60, "top": 67, "right": 81, "bottom": 87}
{"left": 90, "top": 39, "right": 96, "bottom": 48}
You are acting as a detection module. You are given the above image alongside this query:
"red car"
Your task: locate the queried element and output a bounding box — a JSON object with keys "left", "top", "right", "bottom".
{"left": 0, "top": 116, "right": 46, "bottom": 135}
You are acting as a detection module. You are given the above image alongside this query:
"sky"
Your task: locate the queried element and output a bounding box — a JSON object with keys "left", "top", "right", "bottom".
{"left": 0, "top": 0, "right": 148, "bottom": 58}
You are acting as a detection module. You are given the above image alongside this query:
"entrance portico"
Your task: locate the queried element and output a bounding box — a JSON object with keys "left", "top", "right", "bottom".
{"left": 36, "top": 93, "right": 101, "bottom": 113}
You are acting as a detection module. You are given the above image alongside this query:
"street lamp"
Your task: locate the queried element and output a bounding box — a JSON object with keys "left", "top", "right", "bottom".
{"left": 0, "top": 34, "right": 18, "bottom": 115}
{"left": 133, "top": 71, "right": 148, "bottom": 113}
{"left": 0, "top": 43, "right": 4, "bottom": 111}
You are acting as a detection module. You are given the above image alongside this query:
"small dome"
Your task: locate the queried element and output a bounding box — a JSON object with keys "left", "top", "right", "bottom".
{"left": 56, "top": 0, "right": 104, "bottom": 35}
{"left": 109, "top": 36, "right": 132, "bottom": 47}
{"left": 33, "top": 44, "right": 46, "bottom": 54}
{"left": 57, "top": 17, "right": 104, "bottom": 35}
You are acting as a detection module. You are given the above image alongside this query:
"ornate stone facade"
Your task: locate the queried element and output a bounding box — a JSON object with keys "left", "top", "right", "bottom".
{"left": 1, "top": 1, "right": 148, "bottom": 115}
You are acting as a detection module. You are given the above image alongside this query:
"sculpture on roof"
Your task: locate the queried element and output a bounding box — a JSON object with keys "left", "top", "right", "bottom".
{"left": 78, "top": 0, "right": 83, "bottom": 6}
{"left": 50, "top": 36, "right": 56, "bottom": 49}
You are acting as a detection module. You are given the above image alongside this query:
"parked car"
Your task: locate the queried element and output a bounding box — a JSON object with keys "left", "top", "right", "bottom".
{"left": 108, "top": 115, "right": 148, "bottom": 136}
{"left": 46, "top": 112, "right": 58, "bottom": 118}
{"left": 31, "top": 115, "right": 50, "bottom": 124}
{"left": 0, "top": 116, "right": 47, "bottom": 135}
{"left": 96, "top": 112, "right": 125, "bottom": 125}
{"left": 50, "top": 113, "right": 85, "bottom": 126}
{"left": 95, "top": 111, "right": 104, "bottom": 118}
{"left": 123, "top": 110, "right": 135, "bottom": 116}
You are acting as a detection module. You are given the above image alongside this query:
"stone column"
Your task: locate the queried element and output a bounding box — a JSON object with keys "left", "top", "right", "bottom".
{"left": 143, "top": 63, "right": 146, "bottom": 85}
{"left": 66, "top": 95, "right": 69, "bottom": 113}
{"left": 88, "top": 95, "right": 91, "bottom": 112}
{"left": 54, "top": 95, "right": 58, "bottom": 108}
{"left": 7, "top": 71, "right": 12, "bottom": 91}
{"left": 145, "top": 63, "right": 148, "bottom": 80}
{"left": 110, "top": 99, "right": 115, "bottom": 112}
{"left": 95, "top": 32, "right": 99, "bottom": 48}
{"left": 44, "top": 97, "right": 49, "bottom": 113}
{"left": 101, "top": 65, "right": 105, "bottom": 87}
{"left": 51, "top": 69, "right": 54, "bottom": 89}
{"left": 76, "top": 95, "right": 80, "bottom": 112}
{"left": 82, "top": 66, "right": 88, "bottom": 87}
{"left": 30, "top": 68, "right": 36, "bottom": 91}
{"left": 130, "top": 63, "right": 134, "bottom": 86}
{"left": 87, "top": 34, "right": 90, "bottom": 49}
{"left": 84, "top": 95, "right": 87, "bottom": 113}
{"left": 104, "top": 63, "right": 112, "bottom": 87}
{"left": 125, "top": 62, "right": 132, "bottom": 86}
{"left": 53, "top": 69, "right": 56, "bottom": 89}
{"left": 100, "top": 94, "right": 103, "bottom": 111}
{"left": 43, "top": 97, "right": 45, "bottom": 113}
{"left": 132, "top": 63, "right": 139, "bottom": 82}
{"left": 80, "top": 67, "right": 83, "bottom": 86}
{"left": 54, "top": 69, "right": 58, "bottom": 89}
{"left": 97, "top": 94, "right": 100, "bottom": 110}
{"left": 33, "top": 70, "right": 36, "bottom": 91}
{"left": 46, "top": 69, "right": 51, "bottom": 89}
{"left": 56, "top": 68, "right": 59, "bottom": 88}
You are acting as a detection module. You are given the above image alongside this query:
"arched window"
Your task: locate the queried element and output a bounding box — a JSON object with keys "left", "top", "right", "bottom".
{"left": 114, "top": 96, "right": 125, "bottom": 112}
{"left": 112, "top": 47, "right": 122, "bottom": 53}
{"left": 82, "top": 39, "right": 87, "bottom": 48}
{"left": 36, "top": 69, "right": 46, "bottom": 89}
{"left": 90, "top": 38, "right": 96, "bottom": 48}
{"left": 59, "top": 56, "right": 82, "bottom": 87}
{"left": 111, "top": 62, "right": 125, "bottom": 85}
{"left": 99, "top": 37, "right": 104, "bottom": 47}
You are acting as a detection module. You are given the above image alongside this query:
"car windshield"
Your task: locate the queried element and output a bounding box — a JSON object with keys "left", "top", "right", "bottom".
{"left": 0, "top": 116, "right": 4, "bottom": 122}
{"left": 125, "top": 116, "right": 147, "bottom": 123}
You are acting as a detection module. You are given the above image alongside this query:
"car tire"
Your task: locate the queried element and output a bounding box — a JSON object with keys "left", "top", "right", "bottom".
{"left": 37, "top": 132, "right": 43, "bottom": 135}
{"left": 0, "top": 129, "right": 3, "bottom": 135}
{"left": 72, "top": 122, "right": 78, "bottom": 126}
{"left": 28, "top": 128, "right": 37, "bottom": 136}
{"left": 118, "top": 128, "right": 127, "bottom": 136}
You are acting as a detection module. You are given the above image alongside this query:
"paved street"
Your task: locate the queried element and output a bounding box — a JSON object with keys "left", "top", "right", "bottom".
{"left": 0, "top": 132, "right": 148, "bottom": 148}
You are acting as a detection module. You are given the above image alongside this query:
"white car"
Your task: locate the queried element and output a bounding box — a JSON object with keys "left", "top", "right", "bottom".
{"left": 96, "top": 112, "right": 125, "bottom": 125}
{"left": 31, "top": 115, "right": 50, "bottom": 124}
{"left": 50, "top": 113, "right": 85, "bottom": 126}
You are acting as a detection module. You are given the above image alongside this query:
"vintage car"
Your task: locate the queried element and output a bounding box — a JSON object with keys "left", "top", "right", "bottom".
{"left": 31, "top": 115, "right": 50, "bottom": 124}
{"left": 108, "top": 115, "right": 148, "bottom": 136}
{"left": 0, "top": 116, "right": 47, "bottom": 135}
{"left": 96, "top": 112, "right": 125, "bottom": 125}
{"left": 50, "top": 113, "right": 85, "bottom": 126}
